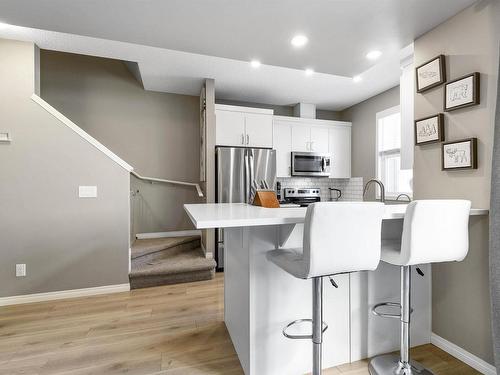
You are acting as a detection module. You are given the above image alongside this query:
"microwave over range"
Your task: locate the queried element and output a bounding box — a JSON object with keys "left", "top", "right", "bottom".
{"left": 291, "top": 152, "right": 331, "bottom": 177}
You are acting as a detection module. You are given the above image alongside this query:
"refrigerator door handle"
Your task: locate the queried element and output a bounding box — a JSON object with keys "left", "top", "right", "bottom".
{"left": 244, "top": 150, "right": 250, "bottom": 203}
{"left": 249, "top": 150, "right": 255, "bottom": 204}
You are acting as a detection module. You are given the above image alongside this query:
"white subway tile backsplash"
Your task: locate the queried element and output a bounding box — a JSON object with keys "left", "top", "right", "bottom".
{"left": 277, "top": 177, "right": 364, "bottom": 202}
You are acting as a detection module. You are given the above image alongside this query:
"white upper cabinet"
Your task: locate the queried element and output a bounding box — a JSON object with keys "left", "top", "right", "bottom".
{"left": 273, "top": 115, "right": 352, "bottom": 179}
{"left": 291, "top": 125, "right": 310, "bottom": 152}
{"left": 215, "top": 110, "right": 246, "bottom": 147}
{"left": 245, "top": 113, "right": 273, "bottom": 148}
{"left": 310, "top": 127, "right": 329, "bottom": 153}
{"left": 215, "top": 105, "right": 273, "bottom": 148}
{"left": 273, "top": 120, "right": 293, "bottom": 177}
{"left": 329, "top": 125, "right": 351, "bottom": 178}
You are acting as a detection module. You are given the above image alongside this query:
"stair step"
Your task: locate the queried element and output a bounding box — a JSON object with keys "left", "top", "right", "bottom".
{"left": 131, "top": 247, "right": 215, "bottom": 276}
{"left": 131, "top": 236, "right": 200, "bottom": 260}
{"left": 129, "top": 247, "right": 216, "bottom": 289}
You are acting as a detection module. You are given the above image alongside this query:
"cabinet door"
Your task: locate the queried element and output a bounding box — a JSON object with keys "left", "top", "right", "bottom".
{"left": 245, "top": 113, "right": 273, "bottom": 148}
{"left": 310, "top": 126, "right": 329, "bottom": 153}
{"left": 291, "top": 125, "right": 310, "bottom": 152}
{"left": 215, "top": 110, "right": 246, "bottom": 147}
{"left": 273, "top": 121, "right": 292, "bottom": 177}
{"left": 329, "top": 125, "right": 351, "bottom": 178}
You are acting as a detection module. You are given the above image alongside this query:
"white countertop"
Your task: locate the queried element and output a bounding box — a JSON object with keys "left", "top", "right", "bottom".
{"left": 184, "top": 203, "right": 489, "bottom": 229}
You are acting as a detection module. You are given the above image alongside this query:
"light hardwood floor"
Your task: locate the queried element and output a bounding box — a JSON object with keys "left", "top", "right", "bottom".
{"left": 0, "top": 274, "right": 480, "bottom": 374}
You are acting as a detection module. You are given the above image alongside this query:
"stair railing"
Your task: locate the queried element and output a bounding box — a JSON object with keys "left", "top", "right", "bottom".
{"left": 131, "top": 171, "right": 204, "bottom": 197}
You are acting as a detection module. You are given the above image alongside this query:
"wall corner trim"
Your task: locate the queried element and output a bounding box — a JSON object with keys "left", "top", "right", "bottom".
{"left": 30, "top": 94, "right": 134, "bottom": 172}
{"left": 431, "top": 333, "right": 496, "bottom": 374}
{"left": 0, "top": 283, "right": 131, "bottom": 307}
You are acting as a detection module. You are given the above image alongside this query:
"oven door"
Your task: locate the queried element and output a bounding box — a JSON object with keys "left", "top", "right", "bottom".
{"left": 291, "top": 152, "right": 331, "bottom": 176}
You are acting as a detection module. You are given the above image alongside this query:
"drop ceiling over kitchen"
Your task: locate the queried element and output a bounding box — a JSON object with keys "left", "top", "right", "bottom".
{"left": 0, "top": 0, "right": 478, "bottom": 110}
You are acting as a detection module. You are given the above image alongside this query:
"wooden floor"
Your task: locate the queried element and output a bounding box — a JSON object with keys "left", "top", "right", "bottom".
{"left": 0, "top": 274, "right": 480, "bottom": 375}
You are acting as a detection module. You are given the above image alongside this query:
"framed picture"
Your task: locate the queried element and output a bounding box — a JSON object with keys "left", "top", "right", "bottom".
{"left": 416, "top": 55, "right": 446, "bottom": 93}
{"left": 442, "top": 138, "right": 477, "bottom": 170}
{"left": 444, "top": 72, "right": 480, "bottom": 111}
{"left": 414, "top": 114, "right": 444, "bottom": 145}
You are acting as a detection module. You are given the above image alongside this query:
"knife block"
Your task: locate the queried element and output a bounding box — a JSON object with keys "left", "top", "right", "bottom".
{"left": 252, "top": 190, "right": 280, "bottom": 208}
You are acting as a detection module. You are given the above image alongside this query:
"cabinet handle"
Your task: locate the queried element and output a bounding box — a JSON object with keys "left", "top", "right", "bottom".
{"left": 246, "top": 134, "right": 249, "bottom": 145}
{"left": 241, "top": 134, "right": 245, "bottom": 145}
{"left": 310, "top": 141, "right": 314, "bottom": 151}
{"left": 306, "top": 142, "right": 310, "bottom": 151}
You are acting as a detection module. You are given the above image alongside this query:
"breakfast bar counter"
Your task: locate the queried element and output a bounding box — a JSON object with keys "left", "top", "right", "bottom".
{"left": 183, "top": 203, "right": 488, "bottom": 375}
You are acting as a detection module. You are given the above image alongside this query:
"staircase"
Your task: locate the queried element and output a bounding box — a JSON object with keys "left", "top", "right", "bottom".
{"left": 129, "top": 235, "right": 216, "bottom": 289}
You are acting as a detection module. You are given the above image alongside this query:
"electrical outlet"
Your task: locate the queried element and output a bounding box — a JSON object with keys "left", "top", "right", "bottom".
{"left": 16, "top": 264, "right": 26, "bottom": 277}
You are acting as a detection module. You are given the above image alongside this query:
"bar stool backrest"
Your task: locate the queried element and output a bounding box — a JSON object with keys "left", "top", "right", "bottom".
{"left": 302, "top": 202, "right": 385, "bottom": 278}
{"left": 400, "top": 200, "right": 471, "bottom": 266}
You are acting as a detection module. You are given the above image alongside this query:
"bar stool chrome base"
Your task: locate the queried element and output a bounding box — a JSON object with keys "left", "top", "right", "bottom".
{"left": 369, "top": 353, "right": 435, "bottom": 375}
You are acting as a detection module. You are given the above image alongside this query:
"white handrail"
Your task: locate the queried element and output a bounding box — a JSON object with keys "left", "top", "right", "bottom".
{"left": 131, "top": 171, "right": 204, "bottom": 197}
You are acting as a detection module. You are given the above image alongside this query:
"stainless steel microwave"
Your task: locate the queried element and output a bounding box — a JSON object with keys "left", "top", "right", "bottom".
{"left": 291, "top": 152, "right": 331, "bottom": 177}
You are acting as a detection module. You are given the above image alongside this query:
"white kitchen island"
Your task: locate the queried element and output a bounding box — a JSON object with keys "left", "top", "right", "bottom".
{"left": 184, "top": 203, "right": 488, "bottom": 375}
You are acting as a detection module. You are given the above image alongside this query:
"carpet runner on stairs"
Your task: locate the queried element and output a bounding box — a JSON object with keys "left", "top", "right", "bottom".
{"left": 129, "top": 235, "right": 216, "bottom": 289}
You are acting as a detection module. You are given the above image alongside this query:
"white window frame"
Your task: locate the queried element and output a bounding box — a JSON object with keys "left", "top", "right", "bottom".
{"left": 375, "top": 105, "right": 413, "bottom": 200}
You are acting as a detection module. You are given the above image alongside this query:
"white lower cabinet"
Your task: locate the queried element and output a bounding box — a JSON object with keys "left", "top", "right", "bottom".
{"left": 329, "top": 125, "right": 351, "bottom": 178}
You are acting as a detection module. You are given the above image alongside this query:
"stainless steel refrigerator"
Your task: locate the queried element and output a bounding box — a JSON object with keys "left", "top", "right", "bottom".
{"left": 215, "top": 146, "right": 276, "bottom": 270}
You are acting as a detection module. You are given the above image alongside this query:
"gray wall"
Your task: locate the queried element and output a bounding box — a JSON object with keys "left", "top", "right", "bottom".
{"left": 340, "top": 86, "right": 400, "bottom": 199}
{"left": 216, "top": 98, "right": 344, "bottom": 120}
{"left": 414, "top": 1, "right": 500, "bottom": 364}
{"left": 0, "top": 38, "right": 130, "bottom": 297}
{"left": 40, "top": 51, "right": 202, "bottom": 236}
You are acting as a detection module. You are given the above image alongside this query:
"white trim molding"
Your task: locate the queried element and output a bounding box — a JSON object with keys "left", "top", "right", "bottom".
{"left": 0, "top": 284, "right": 130, "bottom": 307}
{"left": 31, "top": 94, "right": 133, "bottom": 172}
{"left": 431, "top": 333, "right": 496, "bottom": 375}
{"left": 136, "top": 230, "right": 202, "bottom": 240}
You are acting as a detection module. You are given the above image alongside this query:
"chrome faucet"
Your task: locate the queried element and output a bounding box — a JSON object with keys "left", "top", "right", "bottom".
{"left": 363, "top": 179, "right": 386, "bottom": 203}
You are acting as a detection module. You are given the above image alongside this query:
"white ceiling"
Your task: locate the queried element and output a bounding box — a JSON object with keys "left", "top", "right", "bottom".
{"left": 0, "top": 0, "right": 478, "bottom": 110}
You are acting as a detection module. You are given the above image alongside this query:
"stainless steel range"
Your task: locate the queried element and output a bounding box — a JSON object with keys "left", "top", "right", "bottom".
{"left": 282, "top": 188, "right": 321, "bottom": 207}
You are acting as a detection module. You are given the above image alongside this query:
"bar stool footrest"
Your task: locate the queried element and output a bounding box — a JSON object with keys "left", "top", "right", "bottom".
{"left": 282, "top": 319, "right": 328, "bottom": 340}
{"left": 372, "top": 302, "right": 401, "bottom": 319}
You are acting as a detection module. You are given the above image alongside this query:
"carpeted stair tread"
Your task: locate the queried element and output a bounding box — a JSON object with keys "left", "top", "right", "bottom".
{"left": 130, "top": 247, "right": 216, "bottom": 278}
{"left": 131, "top": 236, "right": 200, "bottom": 259}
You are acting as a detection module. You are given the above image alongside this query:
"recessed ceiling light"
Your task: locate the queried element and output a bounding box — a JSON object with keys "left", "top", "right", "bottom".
{"left": 291, "top": 35, "right": 308, "bottom": 48}
{"left": 353, "top": 75, "right": 362, "bottom": 83}
{"left": 250, "top": 60, "right": 261, "bottom": 68}
{"left": 366, "top": 50, "right": 382, "bottom": 60}
{"left": 305, "top": 68, "right": 314, "bottom": 76}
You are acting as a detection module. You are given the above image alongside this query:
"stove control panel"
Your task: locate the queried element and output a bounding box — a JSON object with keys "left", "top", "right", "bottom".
{"left": 283, "top": 188, "right": 321, "bottom": 198}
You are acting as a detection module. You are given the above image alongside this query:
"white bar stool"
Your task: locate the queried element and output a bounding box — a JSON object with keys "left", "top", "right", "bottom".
{"left": 267, "top": 202, "right": 385, "bottom": 375}
{"left": 369, "top": 200, "right": 471, "bottom": 375}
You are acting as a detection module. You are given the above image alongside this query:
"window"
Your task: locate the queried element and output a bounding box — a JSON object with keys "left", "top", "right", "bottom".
{"left": 376, "top": 106, "right": 413, "bottom": 199}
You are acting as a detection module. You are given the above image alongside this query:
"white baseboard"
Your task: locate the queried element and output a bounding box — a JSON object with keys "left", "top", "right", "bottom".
{"left": 431, "top": 333, "right": 496, "bottom": 375}
{"left": 136, "top": 230, "right": 202, "bottom": 239}
{"left": 0, "top": 284, "right": 130, "bottom": 307}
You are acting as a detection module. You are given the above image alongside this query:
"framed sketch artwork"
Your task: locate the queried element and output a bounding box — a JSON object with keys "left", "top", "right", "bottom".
{"left": 442, "top": 138, "right": 478, "bottom": 170}
{"left": 416, "top": 55, "right": 446, "bottom": 93}
{"left": 414, "top": 114, "right": 444, "bottom": 145}
{"left": 444, "top": 72, "right": 480, "bottom": 111}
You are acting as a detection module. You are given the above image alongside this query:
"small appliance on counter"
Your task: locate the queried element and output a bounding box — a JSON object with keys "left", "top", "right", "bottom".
{"left": 282, "top": 188, "right": 321, "bottom": 207}
{"left": 329, "top": 188, "right": 342, "bottom": 201}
